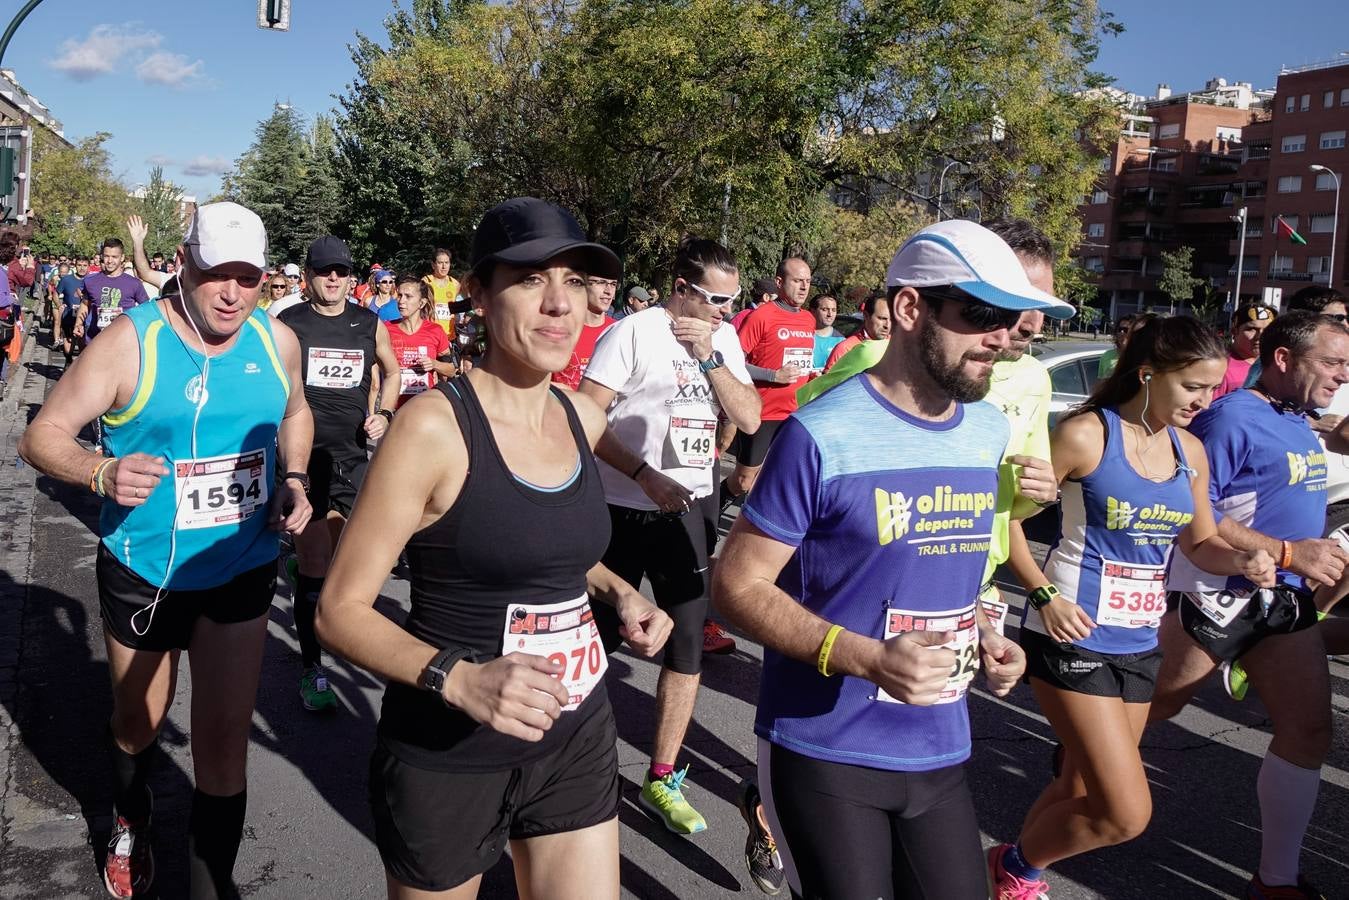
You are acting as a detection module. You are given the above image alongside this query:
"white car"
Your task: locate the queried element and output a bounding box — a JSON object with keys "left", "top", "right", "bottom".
{"left": 1028, "top": 341, "right": 1110, "bottom": 428}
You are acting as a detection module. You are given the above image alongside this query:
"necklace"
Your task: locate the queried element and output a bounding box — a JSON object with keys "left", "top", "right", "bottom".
{"left": 1122, "top": 417, "right": 1173, "bottom": 481}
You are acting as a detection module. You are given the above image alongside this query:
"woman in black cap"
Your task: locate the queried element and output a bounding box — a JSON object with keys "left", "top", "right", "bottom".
{"left": 316, "top": 197, "right": 672, "bottom": 898}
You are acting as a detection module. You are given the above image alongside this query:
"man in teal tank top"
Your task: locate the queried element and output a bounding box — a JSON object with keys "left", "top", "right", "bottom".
{"left": 19, "top": 202, "right": 314, "bottom": 900}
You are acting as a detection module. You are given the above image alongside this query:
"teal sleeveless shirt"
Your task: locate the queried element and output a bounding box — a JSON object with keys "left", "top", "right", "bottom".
{"left": 100, "top": 302, "right": 291, "bottom": 589}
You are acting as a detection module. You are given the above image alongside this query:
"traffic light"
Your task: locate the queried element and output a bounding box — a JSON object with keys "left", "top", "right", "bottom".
{"left": 257, "top": 0, "right": 290, "bottom": 31}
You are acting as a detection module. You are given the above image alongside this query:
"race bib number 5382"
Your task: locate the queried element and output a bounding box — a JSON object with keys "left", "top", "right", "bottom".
{"left": 502, "top": 595, "right": 608, "bottom": 710}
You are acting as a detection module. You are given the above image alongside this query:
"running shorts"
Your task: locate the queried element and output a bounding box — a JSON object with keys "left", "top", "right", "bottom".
{"left": 729, "top": 419, "right": 783, "bottom": 468}
{"left": 1021, "top": 629, "right": 1161, "bottom": 702}
{"left": 1172, "top": 584, "right": 1319, "bottom": 664}
{"left": 307, "top": 444, "right": 368, "bottom": 518}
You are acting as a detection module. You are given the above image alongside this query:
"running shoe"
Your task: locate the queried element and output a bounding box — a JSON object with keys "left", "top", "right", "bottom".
{"left": 1247, "top": 874, "right": 1326, "bottom": 899}
{"left": 282, "top": 554, "right": 299, "bottom": 589}
{"left": 640, "top": 766, "right": 707, "bottom": 835}
{"left": 736, "top": 779, "right": 785, "bottom": 895}
{"left": 103, "top": 814, "right": 154, "bottom": 898}
{"left": 988, "top": 843, "right": 1049, "bottom": 900}
{"left": 1221, "top": 659, "right": 1250, "bottom": 701}
{"left": 299, "top": 666, "right": 338, "bottom": 712}
{"left": 703, "top": 619, "right": 737, "bottom": 655}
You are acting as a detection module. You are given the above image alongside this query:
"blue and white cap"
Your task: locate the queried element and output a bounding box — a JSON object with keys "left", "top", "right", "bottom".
{"left": 886, "top": 220, "right": 1075, "bottom": 320}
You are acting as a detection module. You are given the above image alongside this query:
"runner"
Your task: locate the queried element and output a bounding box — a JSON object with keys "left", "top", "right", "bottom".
{"left": 18, "top": 201, "right": 313, "bottom": 899}
{"left": 313, "top": 196, "right": 672, "bottom": 899}
{"left": 577, "top": 235, "right": 760, "bottom": 840}
{"left": 277, "top": 234, "right": 400, "bottom": 712}
{"left": 720, "top": 257, "right": 814, "bottom": 509}
{"left": 423, "top": 248, "right": 461, "bottom": 338}
{"left": 366, "top": 269, "right": 402, "bottom": 321}
{"left": 713, "top": 220, "right": 1062, "bottom": 899}
{"left": 1215, "top": 303, "right": 1275, "bottom": 398}
{"left": 385, "top": 274, "right": 456, "bottom": 408}
{"left": 808, "top": 294, "right": 844, "bottom": 375}
{"left": 822, "top": 292, "right": 890, "bottom": 373}
{"left": 623, "top": 285, "right": 652, "bottom": 315}
{"left": 262, "top": 273, "right": 289, "bottom": 311}
{"left": 51, "top": 260, "right": 78, "bottom": 358}
{"left": 1151, "top": 310, "right": 1349, "bottom": 900}
{"left": 1098, "top": 314, "right": 1134, "bottom": 378}
{"left": 729, "top": 276, "right": 777, "bottom": 331}
{"left": 989, "top": 316, "right": 1276, "bottom": 900}
{"left": 1242, "top": 287, "right": 1347, "bottom": 390}
{"left": 553, "top": 269, "right": 617, "bottom": 390}
{"left": 74, "top": 238, "right": 150, "bottom": 346}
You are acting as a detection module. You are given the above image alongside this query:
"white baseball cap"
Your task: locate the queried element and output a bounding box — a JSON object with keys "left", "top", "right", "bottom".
{"left": 886, "top": 220, "right": 1075, "bottom": 320}
{"left": 282, "top": 263, "right": 301, "bottom": 278}
{"left": 182, "top": 202, "right": 267, "bottom": 272}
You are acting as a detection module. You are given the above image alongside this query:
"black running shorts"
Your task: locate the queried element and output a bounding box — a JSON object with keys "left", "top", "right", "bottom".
{"left": 307, "top": 444, "right": 368, "bottom": 518}
{"left": 729, "top": 419, "right": 783, "bottom": 468}
{"left": 1021, "top": 629, "right": 1162, "bottom": 703}
{"left": 1172, "top": 584, "right": 1319, "bottom": 664}
{"left": 97, "top": 543, "right": 276, "bottom": 652}
{"left": 369, "top": 699, "right": 620, "bottom": 892}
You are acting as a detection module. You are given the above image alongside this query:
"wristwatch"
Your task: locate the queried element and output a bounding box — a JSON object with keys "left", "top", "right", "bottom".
{"left": 421, "top": 646, "right": 476, "bottom": 704}
{"left": 698, "top": 351, "right": 725, "bottom": 374}
{"left": 1027, "top": 584, "right": 1060, "bottom": 611}
{"left": 375, "top": 408, "right": 394, "bottom": 423}
{"left": 283, "top": 471, "right": 311, "bottom": 494}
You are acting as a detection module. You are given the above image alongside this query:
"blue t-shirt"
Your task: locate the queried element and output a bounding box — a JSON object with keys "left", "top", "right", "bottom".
{"left": 56, "top": 274, "right": 82, "bottom": 308}
{"left": 368, "top": 297, "right": 401, "bottom": 322}
{"left": 1167, "top": 389, "right": 1327, "bottom": 594}
{"left": 742, "top": 374, "right": 1009, "bottom": 772}
{"left": 812, "top": 332, "right": 845, "bottom": 371}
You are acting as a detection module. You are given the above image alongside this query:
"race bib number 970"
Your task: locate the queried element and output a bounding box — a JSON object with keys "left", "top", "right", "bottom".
{"left": 502, "top": 595, "right": 608, "bottom": 711}
{"left": 877, "top": 605, "right": 979, "bottom": 705}
{"left": 173, "top": 449, "right": 268, "bottom": 530}
{"left": 306, "top": 348, "right": 364, "bottom": 389}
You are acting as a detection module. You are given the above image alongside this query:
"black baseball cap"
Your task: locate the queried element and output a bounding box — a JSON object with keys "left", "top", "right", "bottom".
{"left": 305, "top": 235, "right": 354, "bottom": 271}
{"left": 470, "top": 197, "right": 620, "bottom": 280}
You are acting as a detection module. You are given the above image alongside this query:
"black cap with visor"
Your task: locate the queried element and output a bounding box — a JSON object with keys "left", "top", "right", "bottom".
{"left": 471, "top": 197, "right": 621, "bottom": 281}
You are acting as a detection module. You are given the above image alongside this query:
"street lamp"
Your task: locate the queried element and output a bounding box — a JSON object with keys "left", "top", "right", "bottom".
{"left": 1310, "top": 164, "right": 1341, "bottom": 287}
{"left": 935, "top": 159, "right": 961, "bottom": 221}
{"left": 1230, "top": 207, "right": 1248, "bottom": 305}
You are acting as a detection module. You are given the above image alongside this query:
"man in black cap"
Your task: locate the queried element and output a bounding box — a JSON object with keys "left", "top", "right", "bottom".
{"left": 278, "top": 235, "right": 400, "bottom": 711}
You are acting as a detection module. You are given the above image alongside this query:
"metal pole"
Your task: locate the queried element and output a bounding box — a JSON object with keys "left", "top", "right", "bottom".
{"left": 1332, "top": 172, "right": 1341, "bottom": 287}
{"left": 0, "top": 0, "right": 48, "bottom": 71}
{"left": 1234, "top": 206, "right": 1248, "bottom": 305}
{"left": 936, "top": 159, "right": 960, "bottom": 222}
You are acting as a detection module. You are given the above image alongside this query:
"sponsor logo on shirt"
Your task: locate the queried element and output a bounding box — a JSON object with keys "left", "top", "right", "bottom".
{"left": 669, "top": 360, "right": 714, "bottom": 404}
{"left": 1287, "top": 449, "right": 1327, "bottom": 487}
{"left": 775, "top": 327, "right": 813, "bottom": 340}
{"left": 875, "top": 486, "right": 995, "bottom": 548}
{"left": 1104, "top": 496, "right": 1193, "bottom": 532}
{"left": 244, "top": 362, "right": 261, "bottom": 374}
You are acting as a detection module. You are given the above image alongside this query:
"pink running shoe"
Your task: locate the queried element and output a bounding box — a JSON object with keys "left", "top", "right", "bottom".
{"left": 988, "top": 843, "right": 1049, "bottom": 900}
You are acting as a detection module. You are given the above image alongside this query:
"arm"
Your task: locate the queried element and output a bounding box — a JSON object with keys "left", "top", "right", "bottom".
{"left": 125, "top": 216, "right": 169, "bottom": 289}
{"left": 268, "top": 322, "right": 314, "bottom": 534}
{"left": 1174, "top": 432, "right": 1274, "bottom": 584}
{"left": 585, "top": 562, "right": 672, "bottom": 658}
{"left": 705, "top": 364, "right": 760, "bottom": 433}
{"left": 577, "top": 377, "right": 695, "bottom": 511}
{"left": 364, "top": 324, "right": 402, "bottom": 438}
{"left": 1325, "top": 414, "right": 1349, "bottom": 455}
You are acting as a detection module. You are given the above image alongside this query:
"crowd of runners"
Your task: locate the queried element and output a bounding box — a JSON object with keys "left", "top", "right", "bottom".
{"left": 8, "top": 194, "right": 1348, "bottom": 900}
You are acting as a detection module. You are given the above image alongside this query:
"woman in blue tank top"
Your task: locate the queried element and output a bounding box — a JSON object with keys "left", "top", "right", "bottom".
{"left": 989, "top": 317, "right": 1277, "bottom": 900}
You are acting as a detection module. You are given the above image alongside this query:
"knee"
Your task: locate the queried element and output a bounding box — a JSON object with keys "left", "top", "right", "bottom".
{"left": 1275, "top": 716, "right": 1332, "bottom": 767}
{"left": 110, "top": 702, "right": 169, "bottom": 752}
{"left": 1147, "top": 690, "right": 1185, "bottom": 723}
{"left": 1091, "top": 795, "right": 1153, "bottom": 846}
{"left": 191, "top": 729, "right": 250, "bottom": 794}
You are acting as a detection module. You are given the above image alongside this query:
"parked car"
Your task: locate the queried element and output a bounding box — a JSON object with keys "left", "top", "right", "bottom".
{"left": 1028, "top": 341, "right": 1110, "bottom": 428}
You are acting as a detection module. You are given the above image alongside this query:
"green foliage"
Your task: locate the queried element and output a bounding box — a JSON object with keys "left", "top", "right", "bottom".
{"left": 1157, "top": 245, "right": 1205, "bottom": 312}
{"left": 812, "top": 199, "right": 928, "bottom": 295}
{"left": 27, "top": 130, "right": 131, "bottom": 256}
{"left": 137, "top": 166, "right": 185, "bottom": 258}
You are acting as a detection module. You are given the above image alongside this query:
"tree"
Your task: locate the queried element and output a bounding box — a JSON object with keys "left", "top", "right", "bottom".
{"left": 1158, "top": 245, "right": 1205, "bottom": 314}
{"left": 220, "top": 105, "right": 316, "bottom": 264}
{"left": 27, "top": 130, "right": 131, "bottom": 256}
{"left": 812, "top": 198, "right": 928, "bottom": 298}
{"left": 137, "top": 165, "right": 185, "bottom": 258}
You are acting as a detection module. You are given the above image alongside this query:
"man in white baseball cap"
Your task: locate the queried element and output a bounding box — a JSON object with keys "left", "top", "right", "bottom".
{"left": 19, "top": 199, "right": 314, "bottom": 899}
{"left": 713, "top": 217, "right": 1050, "bottom": 900}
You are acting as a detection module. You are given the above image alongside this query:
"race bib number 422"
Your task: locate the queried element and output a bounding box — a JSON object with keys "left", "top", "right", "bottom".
{"left": 502, "top": 595, "right": 608, "bottom": 711}
{"left": 173, "top": 449, "right": 268, "bottom": 530}
{"left": 877, "top": 605, "right": 979, "bottom": 705}
{"left": 306, "top": 348, "right": 364, "bottom": 389}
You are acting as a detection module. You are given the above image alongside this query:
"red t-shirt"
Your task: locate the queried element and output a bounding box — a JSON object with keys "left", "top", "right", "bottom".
{"left": 553, "top": 316, "right": 616, "bottom": 390}
{"left": 1215, "top": 353, "right": 1254, "bottom": 400}
{"left": 738, "top": 302, "right": 817, "bottom": 421}
{"left": 384, "top": 318, "right": 450, "bottom": 407}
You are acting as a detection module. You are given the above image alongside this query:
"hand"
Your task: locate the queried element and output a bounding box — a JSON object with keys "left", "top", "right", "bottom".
{"left": 1036, "top": 595, "right": 1095, "bottom": 643}
{"left": 1289, "top": 537, "right": 1349, "bottom": 588}
{"left": 635, "top": 465, "right": 694, "bottom": 514}
{"left": 1309, "top": 413, "right": 1342, "bottom": 435}
{"left": 1010, "top": 454, "right": 1057, "bottom": 504}
{"left": 126, "top": 214, "right": 148, "bottom": 247}
{"left": 104, "top": 453, "right": 169, "bottom": 507}
{"left": 870, "top": 629, "right": 958, "bottom": 706}
{"left": 363, "top": 413, "right": 389, "bottom": 440}
{"left": 1239, "top": 549, "right": 1277, "bottom": 587}
{"left": 444, "top": 653, "right": 570, "bottom": 742}
{"left": 460, "top": 357, "right": 474, "bottom": 374}
{"left": 74, "top": 322, "right": 85, "bottom": 338}
{"left": 615, "top": 592, "right": 673, "bottom": 658}
{"left": 671, "top": 316, "right": 713, "bottom": 362}
{"left": 270, "top": 480, "right": 313, "bottom": 535}
{"left": 772, "top": 364, "right": 802, "bottom": 384}
{"left": 416, "top": 355, "right": 435, "bottom": 373}
{"left": 979, "top": 628, "right": 1025, "bottom": 697}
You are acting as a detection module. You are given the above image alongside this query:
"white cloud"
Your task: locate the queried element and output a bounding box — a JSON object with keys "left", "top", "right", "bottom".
{"left": 146, "top": 154, "right": 175, "bottom": 167}
{"left": 181, "top": 156, "right": 234, "bottom": 178}
{"left": 135, "top": 52, "right": 206, "bottom": 89}
{"left": 50, "top": 24, "right": 162, "bottom": 81}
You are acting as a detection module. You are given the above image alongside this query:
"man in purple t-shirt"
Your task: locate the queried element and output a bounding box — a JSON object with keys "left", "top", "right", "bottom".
{"left": 75, "top": 237, "right": 148, "bottom": 344}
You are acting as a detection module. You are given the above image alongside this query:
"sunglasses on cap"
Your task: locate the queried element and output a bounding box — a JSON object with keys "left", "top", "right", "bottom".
{"left": 377, "top": 278, "right": 395, "bottom": 284}
{"left": 921, "top": 287, "right": 1021, "bottom": 332}
{"left": 683, "top": 280, "right": 741, "bottom": 307}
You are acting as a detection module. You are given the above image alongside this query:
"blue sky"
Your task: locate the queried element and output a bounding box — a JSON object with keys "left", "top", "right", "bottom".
{"left": 4, "top": 1, "right": 1347, "bottom": 201}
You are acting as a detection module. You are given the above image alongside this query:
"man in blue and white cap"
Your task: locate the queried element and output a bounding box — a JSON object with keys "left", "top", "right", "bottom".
{"left": 712, "top": 219, "right": 1068, "bottom": 900}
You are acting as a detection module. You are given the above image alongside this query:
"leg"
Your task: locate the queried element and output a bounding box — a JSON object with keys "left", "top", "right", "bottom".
{"left": 889, "top": 766, "right": 987, "bottom": 900}
{"left": 1147, "top": 608, "right": 1217, "bottom": 723}
{"left": 651, "top": 669, "right": 700, "bottom": 767}
{"left": 1319, "top": 616, "right": 1349, "bottom": 657}
{"left": 386, "top": 872, "right": 481, "bottom": 900}
{"left": 105, "top": 632, "right": 179, "bottom": 823}
{"left": 511, "top": 820, "right": 619, "bottom": 900}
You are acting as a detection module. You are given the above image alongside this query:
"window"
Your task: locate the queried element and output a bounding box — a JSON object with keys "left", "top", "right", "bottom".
{"left": 1273, "top": 215, "right": 1299, "bottom": 231}
{"left": 1216, "top": 125, "right": 1242, "bottom": 143}
{"left": 1156, "top": 158, "right": 1177, "bottom": 172}
{"left": 1087, "top": 223, "right": 1105, "bottom": 238}
{"left": 1326, "top": 91, "right": 1336, "bottom": 108}
{"left": 1301, "top": 94, "right": 1311, "bottom": 111}
{"left": 1084, "top": 257, "right": 1105, "bottom": 273}
{"left": 1050, "top": 361, "right": 1088, "bottom": 397}
{"left": 1343, "top": 88, "right": 1349, "bottom": 107}
{"left": 1271, "top": 254, "right": 1293, "bottom": 272}
{"left": 1317, "top": 172, "right": 1338, "bottom": 191}
{"left": 1277, "top": 175, "right": 1303, "bottom": 193}
{"left": 1282, "top": 134, "right": 1306, "bottom": 152}
{"left": 1309, "top": 256, "right": 1331, "bottom": 273}
{"left": 1320, "top": 130, "right": 1346, "bottom": 149}
{"left": 1098, "top": 157, "right": 1111, "bottom": 172}
{"left": 1092, "top": 190, "right": 1109, "bottom": 205}
{"left": 1158, "top": 123, "right": 1180, "bottom": 139}
{"left": 1311, "top": 214, "right": 1335, "bottom": 233}
{"left": 1286, "top": 96, "right": 1296, "bottom": 113}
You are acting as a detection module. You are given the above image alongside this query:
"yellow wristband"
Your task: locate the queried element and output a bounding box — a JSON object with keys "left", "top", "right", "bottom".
{"left": 817, "top": 624, "right": 845, "bottom": 677}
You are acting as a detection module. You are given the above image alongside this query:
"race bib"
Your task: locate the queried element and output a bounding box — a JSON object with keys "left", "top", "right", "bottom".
{"left": 782, "top": 346, "right": 813, "bottom": 373}
{"left": 434, "top": 303, "right": 451, "bottom": 322}
{"left": 1096, "top": 560, "right": 1167, "bottom": 628}
{"left": 877, "top": 605, "right": 979, "bottom": 705}
{"left": 667, "top": 417, "right": 716, "bottom": 469}
{"left": 97, "top": 305, "right": 122, "bottom": 328}
{"left": 399, "top": 369, "right": 430, "bottom": 396}
{"left": 978, "top": 584, "right": 1008, "bottom": 637}
{"left": 1186, "top": 588, "right": 1252, "bottom": 629}
{"left": 502, "top": 595, "right": 608, "bottom": 711}
{"left": 173, "top": 449, "right": 269, "bottom": 531}
{"left": 306, "top": 348, "right": 364, "bottom": 389}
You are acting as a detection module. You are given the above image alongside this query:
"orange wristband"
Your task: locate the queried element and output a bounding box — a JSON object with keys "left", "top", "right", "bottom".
{"left": 1280, "top": 540, "right": 1293, "bottom": 569}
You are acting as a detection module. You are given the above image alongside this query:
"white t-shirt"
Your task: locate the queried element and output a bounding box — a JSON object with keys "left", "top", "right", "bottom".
{"left": 584, "top": 307, "right": 751, "bottom": 509}
{"left": 268, "top": 291, "right": 305, "bottom": 317}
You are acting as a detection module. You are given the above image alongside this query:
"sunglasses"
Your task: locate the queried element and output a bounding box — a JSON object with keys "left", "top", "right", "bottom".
{"left": 923, "top": 288, "right": 1021, "bottom": 332}
{"left": 314, "top": 265, "right": 351, "bottom": 278}
{"left": 684, "top": 281, "right": 741, "bottom": 307}
{"left": 586, "top": 277, "right": 619, "bottom": 289}
{"left": 377, "top": 279, "right": 395, "bottom": 284}
{"left": 270, "top": 283, "right": 288, "bottom": 290}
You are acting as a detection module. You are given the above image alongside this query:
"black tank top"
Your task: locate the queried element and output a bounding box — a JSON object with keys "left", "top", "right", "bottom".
{"left": 278, "top": 301, "right": 378, "bottom": 449}
{"left": 377, "top": 376, "right": 613, "bottom": 771}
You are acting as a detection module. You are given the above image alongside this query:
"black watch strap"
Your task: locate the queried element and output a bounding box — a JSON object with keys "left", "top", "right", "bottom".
{"left": 422, "top": 646, "right": 476, "bottom": 702}
{"left": 283, "top": 471, "right": 311, "bottom": 494}
{"left": 375, "top": 408, "right": 394, "bottom": 422}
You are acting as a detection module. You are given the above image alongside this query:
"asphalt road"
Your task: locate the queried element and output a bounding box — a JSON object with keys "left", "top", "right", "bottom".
{"left": 2, "top": 336, "right": 1347, "bottom": 899}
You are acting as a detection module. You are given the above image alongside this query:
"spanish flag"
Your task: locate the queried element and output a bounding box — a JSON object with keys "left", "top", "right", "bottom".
{"left": 1276, "top": 216, "right": 1308, "bottom": 245}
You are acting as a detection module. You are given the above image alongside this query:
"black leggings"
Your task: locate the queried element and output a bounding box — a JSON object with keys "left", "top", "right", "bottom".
{"left": 759, "top": 741, "right": 987, "bottom": 900}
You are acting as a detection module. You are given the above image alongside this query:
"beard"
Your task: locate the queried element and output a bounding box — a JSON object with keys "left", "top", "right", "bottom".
{"left": 919, "top": 315, "right": 996, "bottom": 403}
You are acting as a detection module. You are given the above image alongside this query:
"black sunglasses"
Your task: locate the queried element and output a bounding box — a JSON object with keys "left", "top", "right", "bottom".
{"left": 922, "top": 288, "right": 1021, "bottom": 332}
{"left": 313, "top": 265, "right": 351, "bottom": 278}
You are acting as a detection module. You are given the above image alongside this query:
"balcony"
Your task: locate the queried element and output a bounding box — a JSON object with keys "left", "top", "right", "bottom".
{"left": 1268, "top": 270, "right": 1313, "bottom": 282}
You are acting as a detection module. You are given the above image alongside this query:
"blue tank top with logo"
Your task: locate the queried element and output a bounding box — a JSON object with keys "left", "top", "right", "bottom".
{"left": 1026, "top": 407, "right": 1195, "bottom": 655}
{"left": 99, "top": 302, "right": 291, "bottom": 589}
